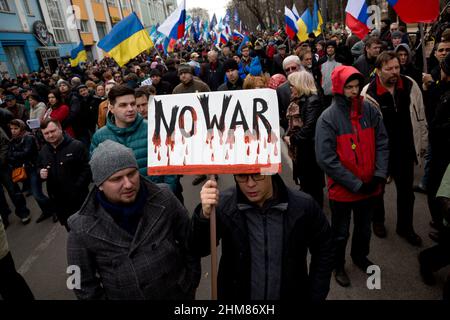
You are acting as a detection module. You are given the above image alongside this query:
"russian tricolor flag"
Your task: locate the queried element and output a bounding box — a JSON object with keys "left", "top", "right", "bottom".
{"left": 285, "top": 6, "right": 298, "bottom": 40}
{"left": 220, "top": 32, "right": 229, "bottom": 45}
{"left": 387, "top": 0, "right": 439, "bottom": 23}
{"left": 345, "top": 0, "right": 370, "bottom": 40}
{"left": 157, "top": 0, "right": 186, "bottom": 40}
{"left": 232, "top": 29, "right": 244, "bottom": 41}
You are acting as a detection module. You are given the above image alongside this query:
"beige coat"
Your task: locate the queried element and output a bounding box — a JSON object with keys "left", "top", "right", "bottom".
{"left": 0, "top": 216, "right": 9, "bottom": 260}
{"left": 361, "top": 76, "right": 428, "bottom": 166}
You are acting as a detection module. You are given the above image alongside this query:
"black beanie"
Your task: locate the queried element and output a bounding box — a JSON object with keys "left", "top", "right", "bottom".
{"left": 222, "top": 58, "right": 238, "bottom": 72}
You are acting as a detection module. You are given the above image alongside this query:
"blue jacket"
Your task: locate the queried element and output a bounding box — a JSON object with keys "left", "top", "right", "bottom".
{"left": 90, "top": 113, "right": 178, "bottom": 192}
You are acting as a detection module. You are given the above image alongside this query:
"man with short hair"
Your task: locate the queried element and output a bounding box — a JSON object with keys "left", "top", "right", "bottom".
{"left": 272, "top": 44, "right": 287, "bottom": 75}
{"left": 134, "top": 88, "right": 149, "bottom": 119}
{"left": 361, "top": 51, "right": 428, "bottom": 246}
{"left": 149, "top": 69, "right": 171, "bottom": 95}
{"left": 353, "top": 36, "right": 383, "bottom": 85}
{"left": 321, "top": 40, "right": 342, "bottom": 107}
{"left": 172, "top": 64, "right": 211, "bottom": 186}
{"left": 173, "top": 64, "right": 210, "bottom": 94}
{"left": 67, "top": 140, "right": 200, "bottom": 300}
{"left": 58, "top": 80, "right": 82, "bottom": 139}
{"left": 217, "top": 58, "right": 243, "bottom": 91}
{"left": 390, "top": 31, "right": 403, "bottom": 49}
{"left": 188, "top": 52, "right": 201, "bottom": 76}
{"left": 91, "top": 85, "right": 179, "bottom": 194}
{"left": 425, "top": 41, "right": 450, "bottom": 83}
{"left": 77, "top": 84, "right": 99, "bottom": 146}
{"left": 38, "top": 119, "right": 91, "bottom": 230}
{"left": 190, "top": 173, "right": 333, "bottom": 300}
{"left": 200, "top": 50, "right": 225, "bottom": 91}
{"left": 276, "top": 55, "right": 304, "bottom": 130}
{"left": 239, "top": 45, "right": 253, "bottom": 76}
{"left": 3, "top": 95, "right": 28, "bottom": 123}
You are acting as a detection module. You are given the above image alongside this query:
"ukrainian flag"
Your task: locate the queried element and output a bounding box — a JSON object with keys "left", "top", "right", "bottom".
{"left": 312, "top": 0, "right": 323, "bottom": 36}
{"left": 98, "top": 12, "right": 154, "bottom": 67}
{"left": 70, "top": 42, "right": 87, "bottom": 67}
{"left": 296, "top": 8, "right": 313, "bottom": 42}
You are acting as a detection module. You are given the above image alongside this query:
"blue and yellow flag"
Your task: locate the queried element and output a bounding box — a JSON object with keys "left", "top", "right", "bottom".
{"left": 312, "top": 0, "right": 323, "bottom": 36}
{"left": 98, "top": 12, "right": 154, "bottom": 67}
{"left": 70, "top": 42, "right": 87, "bottom": 67}
{"left": 296, "top": 8, "right": 313, "bottom": 42}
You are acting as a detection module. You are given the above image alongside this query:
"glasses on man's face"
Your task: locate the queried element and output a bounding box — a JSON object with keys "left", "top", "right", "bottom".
{"left": 234, "top": 173, "right": 266, "bottom": 183}
{"left": 284, "top": 66, "right": 298, "bottom": 73}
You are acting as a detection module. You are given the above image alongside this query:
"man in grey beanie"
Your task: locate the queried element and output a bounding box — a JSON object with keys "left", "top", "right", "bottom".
{"left": 67, "top": 140, "right": 201, "bottom": 300}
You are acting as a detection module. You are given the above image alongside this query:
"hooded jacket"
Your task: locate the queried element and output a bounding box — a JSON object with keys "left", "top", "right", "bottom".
{"left": 315, "top": 66, "right": 390, "bottom": 202}
{"left": 90, "top": 113, "right": 178, "bottom": 192}
{"left": 394, "top": 44, "right": 422, "bottom": 88}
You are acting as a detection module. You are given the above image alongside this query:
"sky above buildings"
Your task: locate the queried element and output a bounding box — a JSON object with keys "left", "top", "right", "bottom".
{"left": 185, "top": 0, "right": 227, "bottom": 20}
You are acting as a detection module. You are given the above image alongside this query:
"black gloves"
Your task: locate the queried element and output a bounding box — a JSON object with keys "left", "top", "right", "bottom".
{"left": 358, "top": 176, "right": 386, "bottom": 194}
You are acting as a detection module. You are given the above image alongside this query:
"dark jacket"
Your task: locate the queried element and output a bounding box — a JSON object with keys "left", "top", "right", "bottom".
{"left": 200, "top": 61, "right": 225, "bottom": 92}
{"left": 78, "top": 93, "right": 100, "bottom": 135}
{"left": 362, "top": 74, "right": 428, "bottom": 168}
{"left": 37, "top": 135, "right": 91, "bottom": 223}
{"left": 353, "top": 54, "right": 376, "bottom": 85}
{"left": 154, "top": 80, "right": 172, "bottom": 95}
{"left": 7, "top": 133, "right": 38, "bottom": 169}
{"left": 276, "top": 81, "right": 291, "bottom": 130}
{"left": 0, "top": 108, "right": 13, "bottom": 137}
{"left": 5, "top": 103, "right": 28, "bottom": 123}
{"left": 286, "top": 94, "right": 325, "bottom": 185}
{"left": 217, "top": 77, "right": 244, "bottom": 91}
{"left": 272, "top": 53, "right": 286, "bottom": 75}
{"left": 394, "top": 44, "right": 422, "bottom": 88}
{"left": 161, "top": 67, "right": 180, "bottom": 92}
{"left": 190, "top": 175, "right": 334, "bottom": 301}
{"left": 315, "top": 66, "right": 389, "bottom": 202}
{"left": 61, "top": 92, "right": 81, "bottom": 136}
{"left": 67, "top": 180, "right": 201, "bottom": 300}
{"left": 429, "top": 80, "right": 450, "bottom": 162}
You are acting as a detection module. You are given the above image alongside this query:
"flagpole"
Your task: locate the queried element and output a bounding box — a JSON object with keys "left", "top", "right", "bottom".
{"left": 69, "top": 0, "right": 82, "bottom": 43}
{"left": 208, "top": 174, "right": 218, "bottom": 300}
{"left": 420, "top": 23, "right": 428, "bottom": 73}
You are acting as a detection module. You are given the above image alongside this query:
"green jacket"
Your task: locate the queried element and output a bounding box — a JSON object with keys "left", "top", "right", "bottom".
{"left": 90, "top": 113, "right": 178, "bottom": 191}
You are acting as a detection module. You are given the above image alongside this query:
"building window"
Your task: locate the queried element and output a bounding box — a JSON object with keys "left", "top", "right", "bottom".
{"left": 22, "top": 0, "right": 33, "bottom": 15}
{"left": 121, "top": 0, "right": 129, "bottom": 10}
{"left": 96, "top": 22, "right": 107, "bottom": 39}
{"left": 107, "top": 0, "right": 117, "bottom": 6}
{"left": 80, "top": 20, "right": 90, "bottom": 33}
{"left": 0, "top": 0, "right": 11, "bottom": 12}
{"left": 45, "top": 0, "right": 68, "bottom": 43}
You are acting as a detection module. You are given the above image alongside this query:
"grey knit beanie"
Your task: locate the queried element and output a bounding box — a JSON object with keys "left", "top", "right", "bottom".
{"left": 90, "top": 140, "right": 138, "bottom": 186}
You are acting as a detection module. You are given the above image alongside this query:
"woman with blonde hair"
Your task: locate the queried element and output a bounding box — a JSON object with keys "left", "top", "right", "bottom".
{"left": 284, "top": 70, "right": 325, "bottom": 207}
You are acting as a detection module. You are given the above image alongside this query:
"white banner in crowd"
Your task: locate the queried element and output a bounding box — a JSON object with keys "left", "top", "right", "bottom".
{"left": 147, "top": 89, "right": 281, "bottom": 175}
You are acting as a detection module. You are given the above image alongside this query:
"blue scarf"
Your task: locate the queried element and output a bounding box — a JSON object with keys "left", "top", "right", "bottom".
{"left": 96, "top": 182, "right": 148, "bottom": 235}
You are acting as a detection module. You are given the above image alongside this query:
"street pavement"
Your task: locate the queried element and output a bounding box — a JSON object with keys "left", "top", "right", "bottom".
{"left": 3, "top": 143, "right": 448, "bottom": 300}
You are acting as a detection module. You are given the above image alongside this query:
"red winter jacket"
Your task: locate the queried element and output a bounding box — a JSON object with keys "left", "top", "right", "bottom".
{"left": 315, "top": 66, "right": 390, "bottom": 202}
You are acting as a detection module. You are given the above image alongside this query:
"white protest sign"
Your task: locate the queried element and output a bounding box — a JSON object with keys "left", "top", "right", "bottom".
{"left": 147, "top": 89, "right": 281, "bottom": 175}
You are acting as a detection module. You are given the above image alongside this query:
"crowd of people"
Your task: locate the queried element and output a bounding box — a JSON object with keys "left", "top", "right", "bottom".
{"left": 1, "top": 15, "right": 450, "bottom": 301}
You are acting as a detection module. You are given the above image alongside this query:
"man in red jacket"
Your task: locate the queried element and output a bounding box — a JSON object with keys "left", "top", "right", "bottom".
{"left": 315, "top": 65, "right": 389, "bottom": 287}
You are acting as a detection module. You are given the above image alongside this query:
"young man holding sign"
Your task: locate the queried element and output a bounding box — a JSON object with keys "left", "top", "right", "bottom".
{"left": 190, "top": 173, "right": 334, "bottom": 301}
